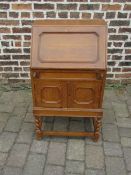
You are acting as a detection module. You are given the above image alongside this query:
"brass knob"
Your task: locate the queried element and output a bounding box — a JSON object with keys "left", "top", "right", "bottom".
{"left": 33, "top": 72, "right": 39, "bottom": 78}
{"left": 96, "top": 73, "right": 103, "bottom": 80}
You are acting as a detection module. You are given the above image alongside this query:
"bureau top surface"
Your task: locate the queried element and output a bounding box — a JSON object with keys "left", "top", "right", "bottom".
{"left": 31, "top": 20, "right": 107, "bottom": 69}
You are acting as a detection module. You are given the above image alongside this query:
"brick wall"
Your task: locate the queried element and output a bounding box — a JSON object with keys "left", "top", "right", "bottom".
{"left": 0, "top": 0, "right": 131, "bottom": 83}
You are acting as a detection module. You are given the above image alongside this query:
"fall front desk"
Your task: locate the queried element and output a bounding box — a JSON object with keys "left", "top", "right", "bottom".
{"left": 30, "top": 20, "right": 107, "bottom": 141}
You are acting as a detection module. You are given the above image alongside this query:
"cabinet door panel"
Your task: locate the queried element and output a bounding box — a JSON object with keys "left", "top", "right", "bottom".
{"left": 68, "top": 81, "right": 101, "bottom": 108}
{"left": 34, "top": 80, "right": 67, "bottom": 108}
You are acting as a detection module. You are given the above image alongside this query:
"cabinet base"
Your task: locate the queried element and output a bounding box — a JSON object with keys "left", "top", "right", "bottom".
{"left": 34, "top": 116, "right": 102, "bottom": 142}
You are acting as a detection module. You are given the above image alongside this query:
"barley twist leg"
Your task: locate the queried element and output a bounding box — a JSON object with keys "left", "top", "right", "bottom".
{"left": 93, "top": 117, "right": 102, "bottom": 142}
{"left": 35, "top": 116, "right": 43, "bottom": 140}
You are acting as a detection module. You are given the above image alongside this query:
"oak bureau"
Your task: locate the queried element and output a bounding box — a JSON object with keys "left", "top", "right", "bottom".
{"left": 30, "top": 20, "right": 107, "bottom": 141}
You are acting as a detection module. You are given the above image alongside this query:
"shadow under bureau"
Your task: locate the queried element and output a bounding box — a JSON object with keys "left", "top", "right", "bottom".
{"left": 30, "top": 20, "right": 107, "bottom": 141}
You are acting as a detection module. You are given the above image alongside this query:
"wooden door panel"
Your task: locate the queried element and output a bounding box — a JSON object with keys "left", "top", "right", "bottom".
{"left": 68, "top": 81, "right": 101, "bottom": 108}
{"left": 34, "top": 80, "right": 67, "bottom": 108}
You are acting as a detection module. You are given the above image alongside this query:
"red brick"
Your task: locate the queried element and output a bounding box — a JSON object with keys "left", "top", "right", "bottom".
{"left": 44, "top": 0, "right": 64, "bottom": 1}
{"left": 91, "top": 0, "right": 110, "bottom": 1}
{"left": 21, "top": 12, "right": 30, "bottom": 18}
{"left": 119, "top": 28, "right": 131, "bottom": 33}
{"left": 94, "top": 13, "right": 104, "bottom": 19}
{"left": 102, "top": 4, "right": 121, "bottom": 11}
{"left": 20, "top": 61, "right": 30, "bottom": 66}
{"left": 0, "top": 27, "right": 10, "bottom": 33}
{"left": 115, "top": 73, "right": 131, "bottom": 78}
{"left": 34, "top": 3, "right": 54, "bottom": 10}
{"left": 70, "top": 12, "right": 79, "bottom": 18}
{"left": 3, "top": 48, "right": 21, "bottom": 53}
{"left": 1, "top": 42, "right": 9, "bottom": 47}
{"left": 9, "top": 12, "right": 19, "bottom": 18}
{"left": 124, "top": 4, "right": 131, "bottom": 10}
{"left": 2, "top": 73, "right": 19, "bottom": 78}
{"left": 58, "top": 12, "right": 68, "bottom": 18}
{"left": 82, "top": 13, "right": 91, "bottom": 19}
{"left": 3, "top": 35, "right": 21, "bottom": 40}
{"left": 12, "top": 27, "right": 31, "bottom": 33}
{"left": 109, "top": 35, "right": 128, "bottom": 40}
{"left": 0, "top": 3, "right": 9, "bottom": 9}
{"left": 21, "top": 20, "right": 32, "bottom": 26}
{"left": 0, "top": 20, "right": 19, "bottom": 26}
{"left": 113, "top": 68, "right": 121, "bottom": 72}
{"left": 0, "top": 61, "right": 18, "bottom": 66}
{"left": 4, "top": 67, "right": 13, "bottom": 71}
{"left": 12, "top": 4, "right": 32, "bottom": 10}
{"left": 12, "top": 55, "right": 30, "bottom": 60}
{"left": 113, "top": 42, "right": 123, "bottom": 47}
{"left": 15, "top": 42, "right": 21, "bottom": 47}
{"left": 23, "top": 42, "right": 31, "bottom": 47}
{"left": 0, "top": 55, "right": 11, "bottom": 60}
{"left": 33, "top": 12, "right": 44, "bottom": 18}
{"left": 122, "top": 68, "right": 131, "bottom": 72}
{"left": 46, "top": 11, "right": 56, "bottom": 18}
{"left": 24, "top": 35, "right": 31, "bottom": 40}
{"left": 57, "top": 4, "right": 77, "bottom": 10}
{"left": 125, "top": 49, "right": 131, "bottom": 54}
{"left": 80, "top": 4, "right": 99, "bottom": 10}
{"left": 68, "top": 0, "right": 88, "bottom": 1}
{"left": 0, "top": 12, "right": 7, "bottom": 18}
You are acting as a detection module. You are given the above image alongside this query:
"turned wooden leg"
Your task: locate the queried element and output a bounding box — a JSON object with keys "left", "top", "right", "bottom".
{"left": 35, "top": 116, "right": 43, "bottom": 140}
{"left": 93, "top": 117, "right": 102, "bottom": 142}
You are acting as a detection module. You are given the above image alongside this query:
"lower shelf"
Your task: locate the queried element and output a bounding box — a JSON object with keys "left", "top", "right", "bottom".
{"left": 34, "top": 116, "right": 102, "bottom": 142}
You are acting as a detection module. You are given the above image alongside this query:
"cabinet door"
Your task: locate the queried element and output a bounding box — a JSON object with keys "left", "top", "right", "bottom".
{"left": 34, "top": 80, "right": 67, "bottom": 108}
{"left": 68, "top": 81, "right": 101, "bottom": 108}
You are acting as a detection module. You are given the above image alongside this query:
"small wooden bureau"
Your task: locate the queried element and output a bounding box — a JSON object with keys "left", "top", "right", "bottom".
{"left": 30, "top": 20, "right": 107, "bottom": 141}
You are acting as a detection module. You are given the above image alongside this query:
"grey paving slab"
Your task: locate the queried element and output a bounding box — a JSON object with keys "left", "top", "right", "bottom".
{"left": 119, "top": 127, "right": 131, "bottom": 137}
{"left": 44, "top": 165, "right": 64, "bottom": 175}
{"left": 65, "top": 160, "right": 84, "bottom": 174}
{"left": 85, "top": 169, "right": 105, "bottom": 175}
{"left": 0, "top": 152, "right": 8, "bottom": 166}
{"left": 121, "top": 137, "right": 131, "bottom": 147}
{"left": 31, "top": 140, "right": 49, "bottom": 154}
{"left": 126, "top": 85, "right": 131, "bottom": 95}
{"left": 16, "top": 131, "right": 34, "bottom": 144}
{"left": 123, "top": 147, "right": 131, "bottom": 171}
{"left": 103, "top": 142, "right": 123, "bottom": 157}
{"left": 0, "top": 103, "right": 14, "bottom": 113}
{"left": 24, "top": 112, "right": 34, "bottom": 123}
{"left": 0, "top": 122, "right": 6, "bottom": 133}
{"left": 67, "top": 139, "right": 85, "bottom": 161}
{"left": 0, "top": 91, "right": 14, "bottom": 104}
{"left": 2, "top": 167, "right": 22, "bottom": 175}
{"left": 47, "top": 142, "right": 66, "bottom": 166}
{"left": 85, "top": 145, "right": 104, "bottom": 169}
{"left": 4, "top": 117, "right": 23, "bottom": 132}
{"left": 21, "top": 122, "right": 34, "bottom": 132}
{"left": 102, "top": 124, "right": 120, "bottom": 142}
{"left": 103, "top": 109, "right": 115, "bottom": 124}
{"left": 0, "top": 132, "right": 17, "bottom": 152}
{"left": 23, "top": 153, "right": 46, "bottom": 175}
{"left": 12, "top": 106, "right": 27, "bottom": 118}
{"left": 116, "top": 118, "right": 131, "bottom": 128}
{"left": 105, "top": 156, "right": 126, "bottom": 175}
{"left": 7, "top": 143, "right": 30, "bottom": 167}
{"left": 112, "top": 102, "right": 129, "bottom": 118}
{"left": 0, "top": 113, "right": 10, "bottom": 122}
{"left": 104, "top": 89, "right": 118, "bottom": 102}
